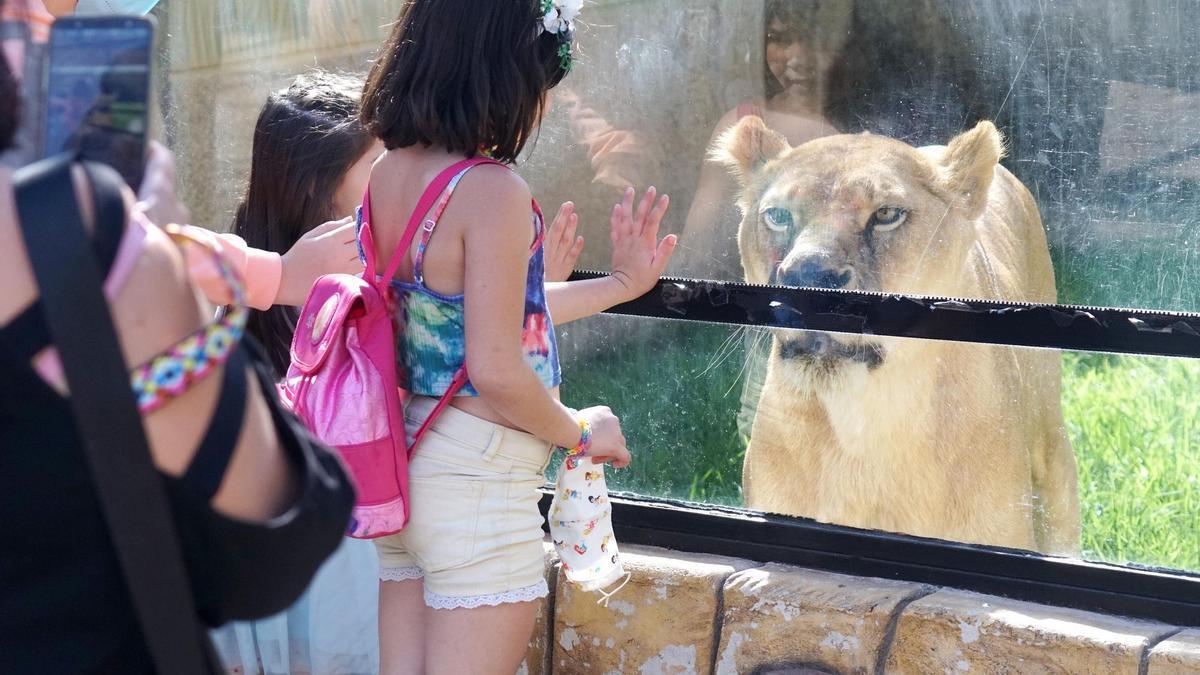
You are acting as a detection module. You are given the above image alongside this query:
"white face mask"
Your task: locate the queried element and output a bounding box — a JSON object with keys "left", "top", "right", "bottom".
{"left": 74, "top": 0, "right": 161, "bottom": 15}
{"left": 549, "top": 456, "right": 630, "bottom": 604}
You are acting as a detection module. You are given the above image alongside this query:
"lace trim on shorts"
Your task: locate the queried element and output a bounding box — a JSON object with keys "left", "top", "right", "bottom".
{"left": 379, "top": 565, "right": 424, "bottom": 582}
{"left": 424, "top": 579, "right": 549, "bottom": 610}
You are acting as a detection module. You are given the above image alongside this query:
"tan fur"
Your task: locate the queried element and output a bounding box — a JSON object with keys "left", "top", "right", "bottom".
{"left": 715, "top": 118, "right": 1080, "bottom": 554}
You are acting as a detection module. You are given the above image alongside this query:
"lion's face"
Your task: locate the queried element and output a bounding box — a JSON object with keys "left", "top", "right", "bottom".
{"left": 714, "top": 118, "right": 1004, "bottom": 374}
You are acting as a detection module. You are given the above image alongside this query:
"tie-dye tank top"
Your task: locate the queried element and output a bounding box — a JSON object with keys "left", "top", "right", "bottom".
{"left": 356, "top": 164, "right": 561, "bottom": 397}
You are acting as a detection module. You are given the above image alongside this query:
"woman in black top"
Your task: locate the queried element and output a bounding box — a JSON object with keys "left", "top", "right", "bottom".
{"left": 0, "top": 6, "right": 355, "bottom": 671}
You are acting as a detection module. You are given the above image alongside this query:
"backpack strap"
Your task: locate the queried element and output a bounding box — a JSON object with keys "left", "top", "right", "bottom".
{"left": 359, "top": 157, "right": 504, "bottom": 285}
{"left": 409, "top": 368, "right": 470, "bottom": 454}
{"left": 412, "top": 166, "right": 474, "bottom": 285}
{"left": 358, "top": 156, "right": 506, "bottom": 454}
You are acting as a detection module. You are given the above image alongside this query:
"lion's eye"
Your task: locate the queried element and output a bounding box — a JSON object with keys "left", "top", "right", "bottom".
{"left": 869, "top": 207, "right": 908, "bottom": 232}
{"left": 762, "top": 207, "right": 794, "bottom": 233}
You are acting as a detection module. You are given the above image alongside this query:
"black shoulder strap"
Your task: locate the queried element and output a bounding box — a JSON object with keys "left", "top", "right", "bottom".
{"left": 13, "top": 156, "right": 216, "bottom": 674}
{"left": 0, "top": 161, "right": 143, "bottom": 364}
{"left": 81, "top": 161, "right": 128, "bottom": 275}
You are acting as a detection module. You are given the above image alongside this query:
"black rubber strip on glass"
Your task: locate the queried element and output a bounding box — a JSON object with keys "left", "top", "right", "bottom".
{"left": 569, "top": 271, "right": 1200, "bottom": 360}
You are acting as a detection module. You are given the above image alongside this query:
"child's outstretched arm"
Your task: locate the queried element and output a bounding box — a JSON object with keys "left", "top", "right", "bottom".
{"left": 545, "top": 186, "right": 676, "bottom": 324}
{"left": 463, "top": 169, "right": 630, "bottom": 466}
{"left": 181, "top": 216, "right": 358, "bottom": 310}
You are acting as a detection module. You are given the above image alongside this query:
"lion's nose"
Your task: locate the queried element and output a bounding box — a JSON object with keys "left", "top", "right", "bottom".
{"left": 778, "top": 258, "right": 854, "bottom": 289}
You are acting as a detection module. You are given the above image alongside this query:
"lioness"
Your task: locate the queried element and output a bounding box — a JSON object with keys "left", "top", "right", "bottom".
{"left": 714, "top": 117, "right": 1080, "bottom": 554}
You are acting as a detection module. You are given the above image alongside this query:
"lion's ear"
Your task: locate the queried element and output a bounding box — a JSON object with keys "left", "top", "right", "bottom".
{"left": 938, "top": 121, "right": 1004, "bottom": 219}
{"left": 711, "top": 115, "right": 790, "bottom": 183}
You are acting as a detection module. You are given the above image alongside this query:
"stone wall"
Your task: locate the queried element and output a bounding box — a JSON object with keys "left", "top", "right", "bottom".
{"left": 522, "top": 543, "right": 1200, "bottom": 675}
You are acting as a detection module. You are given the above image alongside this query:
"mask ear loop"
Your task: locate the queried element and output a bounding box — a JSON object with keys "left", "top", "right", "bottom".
{"left": 595, "top": 571, "right": 632, "bottom": 607}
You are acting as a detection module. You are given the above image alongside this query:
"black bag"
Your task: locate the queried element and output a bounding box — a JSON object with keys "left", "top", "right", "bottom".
{"left": 14, "top": 155, "right": 220, "bottom": 674}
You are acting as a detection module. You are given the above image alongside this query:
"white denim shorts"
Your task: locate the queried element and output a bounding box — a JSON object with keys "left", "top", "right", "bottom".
{"left": 374, "top": 397, "right": 553, "bottom": 609}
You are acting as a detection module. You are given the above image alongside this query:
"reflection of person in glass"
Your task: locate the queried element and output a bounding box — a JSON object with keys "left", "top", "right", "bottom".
{"left": 680, "top": 1, "right": 852, "bottom": 450}
{"left": 680, "top": 0, "right": 850, "bottom": 281}
{"left": 760, "top": 0, "right": 843, "bottom": 122}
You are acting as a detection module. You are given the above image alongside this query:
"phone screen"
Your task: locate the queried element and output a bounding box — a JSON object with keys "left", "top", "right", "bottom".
{"left": 42, "top": 17, "right": 153, "bottom": 189}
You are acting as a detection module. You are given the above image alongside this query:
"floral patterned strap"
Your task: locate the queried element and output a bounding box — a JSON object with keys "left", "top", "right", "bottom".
{"left": 412, "top": 173, "right": 464, "bottom": 284}
{"left": 130, "top": 225, "right": 248, "bottom": 414}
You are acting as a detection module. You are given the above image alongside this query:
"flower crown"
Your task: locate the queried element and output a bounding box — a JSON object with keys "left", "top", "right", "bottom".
{"left": 538, "top": 0, "right": 581, "bottom": 72}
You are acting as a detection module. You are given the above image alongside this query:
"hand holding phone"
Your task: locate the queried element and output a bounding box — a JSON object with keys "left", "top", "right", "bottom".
{"left": 41, "top": 16, "right": 154, "bottom": 190}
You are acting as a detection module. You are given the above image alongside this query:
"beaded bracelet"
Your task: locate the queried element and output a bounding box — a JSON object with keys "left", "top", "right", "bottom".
{"left": 557, "top": 416, "right": 593, "bottom": 458}
{"left": 130, "top": 225, "right": 247, "bottom": 414}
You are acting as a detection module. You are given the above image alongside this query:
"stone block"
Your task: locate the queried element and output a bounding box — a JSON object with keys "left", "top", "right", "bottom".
{"left": 552, "top": 544, "right": 753, "bottom": 675}
{"left": 1147, "top": 629, "right": 1200, "bottom": 675}
{"left": 715, "top": 563, "right": 925, "bottom": 675}
{"left": 885, "top": 589, "right": 1172, "bottom": 674}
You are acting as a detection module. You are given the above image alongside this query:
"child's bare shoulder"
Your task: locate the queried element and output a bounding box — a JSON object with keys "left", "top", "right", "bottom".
{"left": 457, "top": 162, "right": 532, "bottom": 205}
{"left": 452, "top": 164, "right": 535, "bottom": 242}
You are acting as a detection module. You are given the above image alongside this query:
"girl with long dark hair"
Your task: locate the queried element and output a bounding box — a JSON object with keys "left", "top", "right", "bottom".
{"left": 231, "top": 71, "right": 380, "bottom": 375}
{"left": 207, "top": 71, "right": 384, "bottom": 673}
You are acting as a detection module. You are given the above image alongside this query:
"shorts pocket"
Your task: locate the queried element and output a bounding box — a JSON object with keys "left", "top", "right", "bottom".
{"left": 408, "top": 427, "right": 515, "bottom": 477}
{"left": 405, "top": 477, "right": 483, "bottom": 571}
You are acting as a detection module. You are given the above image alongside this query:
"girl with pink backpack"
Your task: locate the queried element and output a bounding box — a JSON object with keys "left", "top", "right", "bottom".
{"left": 204, "top": 71, "right": 585, "bottom": 673}
{"left": 356, "top": 1, "right": 676, "bottom": 672}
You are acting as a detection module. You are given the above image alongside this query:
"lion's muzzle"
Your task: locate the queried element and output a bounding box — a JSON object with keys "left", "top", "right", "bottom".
{"left": 778, "top": 331, "right": 885, "bottom": 369}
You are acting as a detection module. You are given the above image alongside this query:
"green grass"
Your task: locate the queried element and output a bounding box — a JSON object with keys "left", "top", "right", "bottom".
{"left": 557, "top": 316, "right": 1200, "bottom": 573}
{"left": 1063, "top": 352, "right": 1200, "bottom": 570}
{"left": 1052, "top": 240, "right": 1200, "bottom": 313}
{"left": 557, "top": 319, "right": 748, "bottom": 505}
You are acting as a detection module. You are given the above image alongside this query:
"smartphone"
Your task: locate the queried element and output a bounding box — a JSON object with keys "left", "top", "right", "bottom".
{"left": 41, "top": 16, "right": 154, "bottom": 190}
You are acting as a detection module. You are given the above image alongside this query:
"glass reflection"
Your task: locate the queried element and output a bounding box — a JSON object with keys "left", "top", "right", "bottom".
{"left": 680, "top": 1, "right": 847, "bottom": 281}
{"left": 559, "top": 315, "right": 1200, "bottom": 571}
{"left": 150, "top": 0, "right": 1200, "bottom": 572}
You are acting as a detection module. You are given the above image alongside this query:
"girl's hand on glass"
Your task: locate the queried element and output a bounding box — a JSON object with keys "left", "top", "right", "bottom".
{"left": 277, "top": 216, "right": 360, "bottom": 306}
{"left": 545, "top": 201, "right": 585, "bottom": 282}
{"left": 610, "top": 186, "right": 677, "bottom": 301}
{"left": 577, "top": 406, "right": 631, "bottom": 469}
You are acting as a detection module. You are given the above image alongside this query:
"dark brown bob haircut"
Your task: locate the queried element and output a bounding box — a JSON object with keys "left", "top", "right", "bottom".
{"left": 360, "top": 0, "right": 572, "bottom": 163}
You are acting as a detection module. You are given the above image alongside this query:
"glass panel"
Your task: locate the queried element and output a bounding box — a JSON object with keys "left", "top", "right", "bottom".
{"left": 156, "top": 0, "right": 398, "bottom": 230}
{"left": 557, "top": 314, "right": 1200, "bottom": 572}
{"left": 157, "top": 0, "right": 1200, "bottom": 312}
{"left": 143, "top": 0, "right": 1199, "bottom": 573}
{"left": 524, "top": 0, "right": 1200, "bottom": 313}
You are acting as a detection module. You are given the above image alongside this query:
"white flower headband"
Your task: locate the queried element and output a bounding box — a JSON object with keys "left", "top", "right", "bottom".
{"left": 538, "top": 0, "right": 581, "bottom": 72}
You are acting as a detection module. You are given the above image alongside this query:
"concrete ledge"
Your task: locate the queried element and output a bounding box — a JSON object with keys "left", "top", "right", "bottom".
{"left": 884, "top": 589, "right": 1172, "bottom": 675}
{"left": 716, "top": 564, "right": 925, "bottom": 675}
{"left": 1148, "top": 629, "right": 1200, "bottom": 675}
{"left": 551, "top": 545, "right": 753, "bottom": 675}
{"left": 526, "top": 545, "right": 1195, "bottom": 674}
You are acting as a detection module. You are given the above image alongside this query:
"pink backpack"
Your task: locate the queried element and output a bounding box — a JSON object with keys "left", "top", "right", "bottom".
{"left": 279, "top": 157, "right": 498, "bottom": 538}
